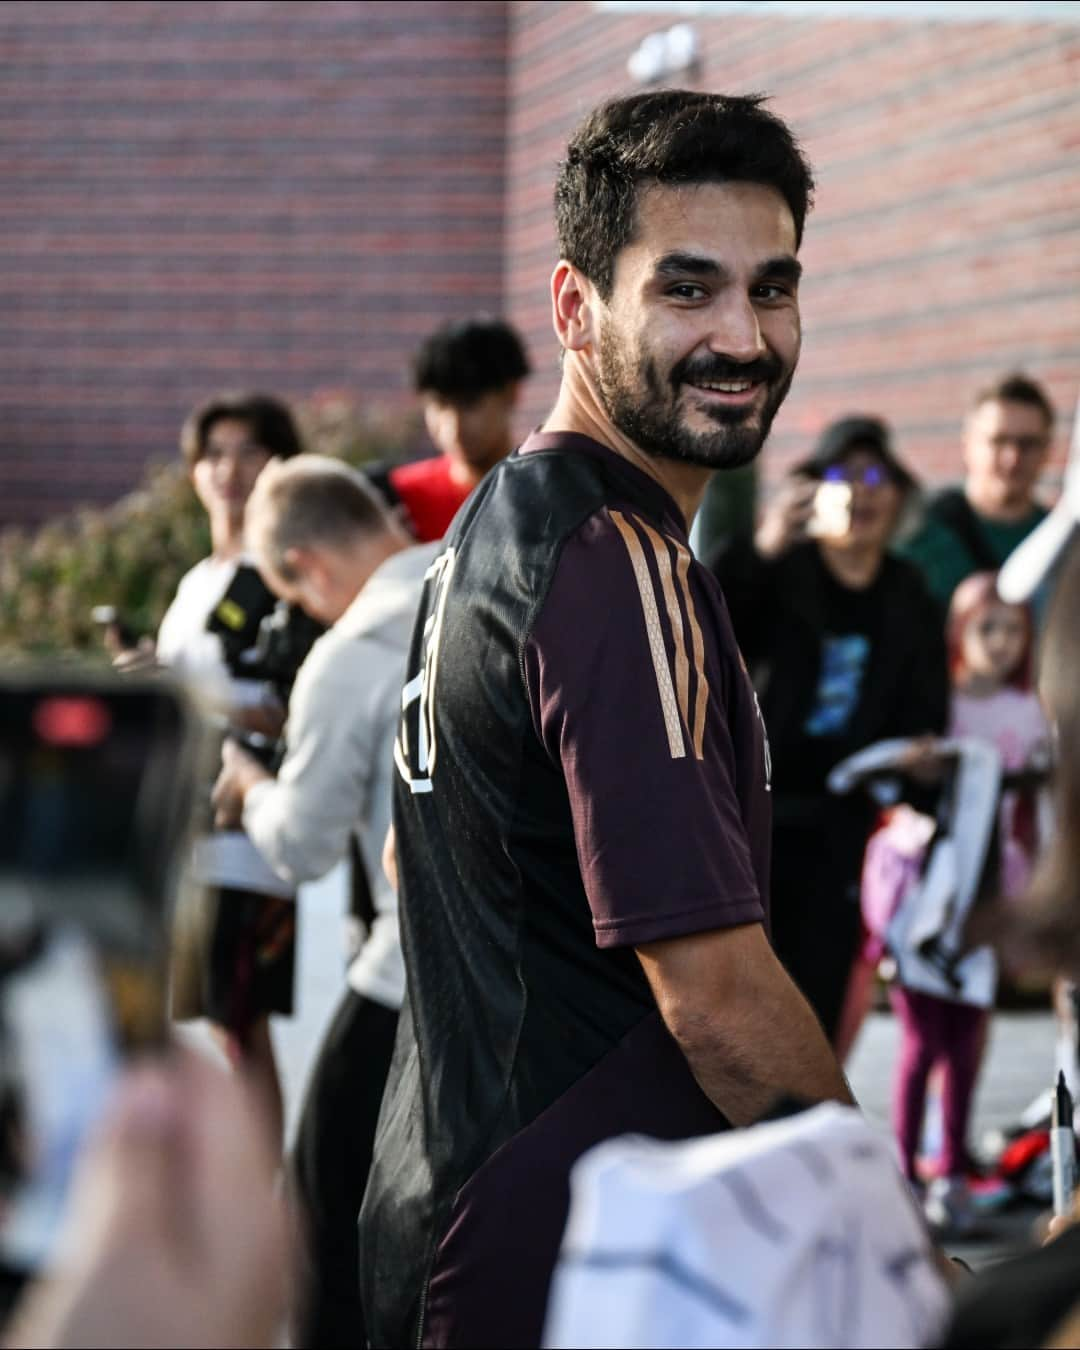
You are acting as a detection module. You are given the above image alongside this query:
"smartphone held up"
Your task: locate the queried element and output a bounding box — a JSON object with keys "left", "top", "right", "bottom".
{"left": 805, "top": 480, "right": 853, "bottom": 539}
{"left": 0, "top": 671, "right": 203, "bottom": 1281}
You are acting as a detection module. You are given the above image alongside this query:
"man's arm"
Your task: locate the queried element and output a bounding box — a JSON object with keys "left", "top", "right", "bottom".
{"left": 212, "top": 740, "right": 273, "bottom": 829}
{"left": 216, "top": 638, "right": 386, "bottom": 887}
{"left": 636, "top": 922, "right": 854, "bottom": 1127}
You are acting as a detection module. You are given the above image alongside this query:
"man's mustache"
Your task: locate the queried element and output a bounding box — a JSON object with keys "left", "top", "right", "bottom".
{"left": 672, "top": 355, "right": 783, "bottom": 389}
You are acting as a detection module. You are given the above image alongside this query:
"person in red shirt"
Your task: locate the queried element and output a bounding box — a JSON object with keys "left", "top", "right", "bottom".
{"left": 373, "top": 317, "right": 530, "bottom": 542}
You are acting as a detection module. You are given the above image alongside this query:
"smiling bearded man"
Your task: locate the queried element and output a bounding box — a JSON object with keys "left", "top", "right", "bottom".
{"left": 593, "top": 182, "right": 799, "bottom": 472}
{"left": 359, "top": 90, "right": 853, "bottom": 1350}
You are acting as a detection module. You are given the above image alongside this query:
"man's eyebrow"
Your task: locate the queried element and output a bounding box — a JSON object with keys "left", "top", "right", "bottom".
{"left": 754, "top": 255, "right": 803, "bottom": 285}
{"left": 652, "top": 252, "right": 803, "bottom": 286}
{"left": 654, "top": 252, "right": 724, "bottom": 279}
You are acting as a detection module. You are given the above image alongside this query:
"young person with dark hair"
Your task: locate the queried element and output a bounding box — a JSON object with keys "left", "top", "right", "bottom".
{"left": 372, "top": 317, "right": 530, "bottom": 541}
{"left": 359, "top": 89, "right": 850, "bottom": 1350}
{"left": 179, "top": 391, "right": 305, "bottom": 471}
{"left": 898, "top": 373, "right": 1057, "bottom": 612}
{"left": 156, "top": 391, "right": 304, "bottom": 1148}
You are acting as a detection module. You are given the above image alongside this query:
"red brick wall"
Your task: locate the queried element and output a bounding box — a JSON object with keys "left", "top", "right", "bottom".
{"left": 0, "top": 0, "right": 507, "bottom": 526}
{"left": 4, "top": 3, "right": 1077, "bottom": 526}
{"left": 504, "top": 2, "right": 1080, "bottom": 487}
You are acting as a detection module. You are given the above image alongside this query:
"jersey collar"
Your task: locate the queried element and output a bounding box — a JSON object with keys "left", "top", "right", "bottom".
{"left": 516, "top": 430, "right": 690, "bottom": 542}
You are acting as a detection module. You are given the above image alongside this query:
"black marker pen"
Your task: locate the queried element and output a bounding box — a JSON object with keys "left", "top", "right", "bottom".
{"left": 1052, "top": 1070, "right": 1076, "bottom": 1219}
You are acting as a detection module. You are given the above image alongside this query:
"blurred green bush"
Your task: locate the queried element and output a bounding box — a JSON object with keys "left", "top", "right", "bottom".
{"left": 0, "top": 394, "right": 421, "bottom": 656}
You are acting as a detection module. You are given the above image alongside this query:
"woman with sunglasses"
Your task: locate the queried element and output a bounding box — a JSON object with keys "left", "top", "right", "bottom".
{"left": 709, "top": 416, "right": 948, "bottom": 1048}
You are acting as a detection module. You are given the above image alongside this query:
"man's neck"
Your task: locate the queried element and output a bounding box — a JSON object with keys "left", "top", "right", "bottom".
{"left": 964, "top": 484, "right": 1035, "bottom": 525}
{"left": 336, "top": 531, "right": 408, "bottom": 621}
{"left": 445, "top": 457, "right": 486, "bottom": 491}
{"left": 542, "top": 362, "right": 710, "bottom": 530}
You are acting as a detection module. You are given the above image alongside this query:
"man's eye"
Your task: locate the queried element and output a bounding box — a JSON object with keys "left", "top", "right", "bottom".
{"left": 667, "top": 283, "right": 707, "bottom": 301}
{"left": 752, "top": 283, "right": 790, "bottom": 302}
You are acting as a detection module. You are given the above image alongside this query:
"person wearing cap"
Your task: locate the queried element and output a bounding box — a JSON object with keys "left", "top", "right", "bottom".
{"left": 710, "top": 415, "right": 948, "bottom": 1044}
{"left": 896, "top": 374, "right": 1057, "bottom": 615}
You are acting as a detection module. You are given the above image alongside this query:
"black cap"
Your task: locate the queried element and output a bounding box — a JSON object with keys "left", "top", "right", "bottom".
{"left": 791, "top": 415, "right": 918, "bottom": 493}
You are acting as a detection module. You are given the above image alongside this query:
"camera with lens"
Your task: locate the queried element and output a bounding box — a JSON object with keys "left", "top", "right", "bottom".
{"left": 205, "top": 564, "right": 324, "bottom": 707}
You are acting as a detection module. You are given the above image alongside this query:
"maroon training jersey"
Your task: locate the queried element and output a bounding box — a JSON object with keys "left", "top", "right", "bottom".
{"left": 361, "top": 431, "right": 772, "bottom": 1348}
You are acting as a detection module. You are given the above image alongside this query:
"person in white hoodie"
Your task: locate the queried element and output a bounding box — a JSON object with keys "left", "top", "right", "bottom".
{"left": 211, "top": 453, "right": 433, "bottom": 1350}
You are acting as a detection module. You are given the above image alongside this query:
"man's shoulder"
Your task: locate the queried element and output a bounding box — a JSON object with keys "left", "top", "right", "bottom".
{"left": 295, "top": 550, "right": 432, "bottom": 706}
{"left": 911, "top": 485, "right": 1047, "bottom": 538}
{"left": 469, "top": 441, "right": 681, "bottom": 556}
{"left": 903, "top": 485, "right": 968, "bottom": 540}
{"left": 978, "top": 500, "right": 1050, "bottom": 537}
{"left": 528, "top": 500, "right": 734, "bottom": 701}
{"left": 444, "top": 450, "right": 618, "bottom": 591}
{"left": 895, "top": 489, "right": 973, "bottom": 566}
{"left": 336, "top": 543, "right": 437, "bottom": 640}
{"left": 899, "top": 488, "right": 1048, "bottom": 566}
{"left": 390, "top": 455, "right": 453, "bottom": 498}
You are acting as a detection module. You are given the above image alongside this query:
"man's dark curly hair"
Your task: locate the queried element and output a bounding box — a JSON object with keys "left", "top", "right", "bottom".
{"left": 412, "top": 317, "right": 531, "bottom": 404}
{"left": 554, "top": 90, "right": 814, "bottom": 299}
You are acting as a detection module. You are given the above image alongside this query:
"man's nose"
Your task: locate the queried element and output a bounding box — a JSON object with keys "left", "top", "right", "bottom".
{"left": 997, "top": 443, "right": 1023, "bottom": 473}
{"left": 219, "top": 451, "right": 243, "bottom": 483}
{"left": 706, "top": 294, "right": 766, "bottom": 363}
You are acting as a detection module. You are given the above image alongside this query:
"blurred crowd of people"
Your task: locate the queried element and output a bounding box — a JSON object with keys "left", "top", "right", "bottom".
{"left": 3, "top": 88, "right": 1079, "bottom": 1350}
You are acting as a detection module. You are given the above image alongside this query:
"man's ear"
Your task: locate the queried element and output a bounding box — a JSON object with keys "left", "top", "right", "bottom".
{"left": 551, "top": 261, "right": 597, "bottom": 354}
{"left": 281, "top": 545, "right": 316, "bottom": 587}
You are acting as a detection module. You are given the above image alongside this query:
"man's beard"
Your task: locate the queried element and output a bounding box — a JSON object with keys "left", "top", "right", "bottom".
{"left": 596, "top": 325, "right": 795, "bottom": 470}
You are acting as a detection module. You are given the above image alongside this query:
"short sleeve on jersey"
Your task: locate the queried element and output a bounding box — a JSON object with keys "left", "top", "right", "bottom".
{"left": 523, "top": 507, "right": 766, "bottom": 948}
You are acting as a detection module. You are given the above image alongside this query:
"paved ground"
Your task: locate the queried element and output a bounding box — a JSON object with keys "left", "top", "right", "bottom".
{"left": 255, "top": 869, "right": 1059, "bottom": 1270}
{"left": 846, "top": 1002, "right": 1056, "bottom": 1267}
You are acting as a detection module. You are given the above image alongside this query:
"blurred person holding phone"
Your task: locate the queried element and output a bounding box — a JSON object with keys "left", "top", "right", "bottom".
{"left": 709, "top": 416, "right": 948, "bottom": 1045}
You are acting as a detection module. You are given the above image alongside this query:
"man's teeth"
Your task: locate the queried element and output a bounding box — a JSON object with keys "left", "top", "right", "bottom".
{"left": 694, "top": 380, "right": 754, "bottom": 392}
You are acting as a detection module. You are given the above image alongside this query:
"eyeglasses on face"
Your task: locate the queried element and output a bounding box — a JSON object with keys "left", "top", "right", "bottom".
{"left": 987, "top": 434, "right": 1049, "bottom": 455}
{"left": 822, "top": 463, "right": 891, "bottom": 488}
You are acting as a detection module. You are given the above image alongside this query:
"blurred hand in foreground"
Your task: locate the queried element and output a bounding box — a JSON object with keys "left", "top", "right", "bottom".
{"left": 112, "top": 637, "right": 160, "bottom": 675}
{"left": 3, "top": 1050, "right": 289, "bottom": 1350}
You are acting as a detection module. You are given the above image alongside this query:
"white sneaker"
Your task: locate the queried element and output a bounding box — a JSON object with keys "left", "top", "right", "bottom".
{"left": 924, "top": 1176, "right": 976, "bottom": 1236}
